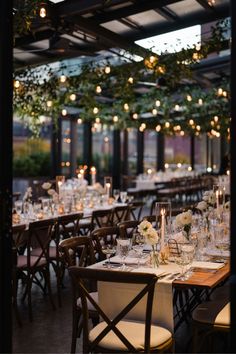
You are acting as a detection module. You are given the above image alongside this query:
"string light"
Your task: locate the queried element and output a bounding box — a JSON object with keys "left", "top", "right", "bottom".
{"left": 214, "top": 115, "right": 219, "bottom": 122}
{"left": 132, "top": 113, "right": 138, "bottom": 120}
{"left": 128, "top": 77, "right": 134, "bottom": 84}
{"left": 149, "top": 56, "right": 156, "bottom": 64}
{"left": 165, "top": 122, "right": 170, "bottom": 128}
{"left": 95, "top": 85, "right": 102, "bottom": 93}
{"left": 156, "top": 125, "right": 161, "bottom": 132}
{"left": 186, "top": 95, "right": 192, "bottom": 102}
{"left": 164, "top": 163, "right": 169, "bottom": 169}
{"left": 198, "top": 98, "right": 203, "bottom": 105}
{"left": 189, "top": 119, "right": 194, "bottom": 125}
{"left": 14, "top": 80, "right": 20, "bottom": 89}
{"left": 180, "top": 130, "right": 185, "bottom": 136}
{"left": 175, "top": 104, "right": 180, "bottom": 111}
{"left": 93, "top": 107, "right": 99, "bottom": 114}
{"left": 77, "top": 118, "right": 82, "bottom": 124}
{"left": 95, "top": 117, "right": 100, "bottom": 123}
{"left": 196, "top": 125, "right": 201, "bottom": 131}
{"left": 104, "top": 66, "right": 111, "bottom": 74}
{"left": 124, "top": 103, "right": 129, "bottom": 111}
{"left": 113, "top": 115, "right": 119, "bottom": 123}
{"left": 60, "top": 75, "right": 67, "bottom": 83}
{"left": 46, "top": 100, "right": 53, "bottom": 108}
{"left": 69, "top": 93, "right": 76, "bottom": 101}
{"left": 155, "top": 100, "right": 161, "bottom": 107}
{"left": 104, "top": 136, "right": 109, "bottom": 143}
{"left": 223, "top": 91, "right": 227, "bottom": 97}
{"left": 218, "top": 88, "right": 223, "bottom": 96}
{"left": 152, "top": 108, "right": 158, "bottom": 116}
{"left": 39, "top": 3, "right": 47, "bottom": 18}
{"left": 61, "top": 109, "right": 67, "bottom": 116}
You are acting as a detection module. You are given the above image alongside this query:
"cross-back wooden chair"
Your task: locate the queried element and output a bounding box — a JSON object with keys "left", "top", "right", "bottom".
{"left": 111, "top": 205, "right": 130, "bottom": 225}
{"left": 91, "top": 226, "right": 120, "bottom": 262}
{"left": 128, "top": 200, "right": 145, "bottom": 221}
{"left": 79, "top": 209, "right": 113, "bottom": 236}
{"left": 59, "top": 236, "right": 98, "bottom": 353}
{"left": 12, "top": 224, "right": 27, "bottom": 326}
{"left": 16, "top": 219, "right": 56, "bottom": 321}
{"left": 58, "top": 213, "right": 83, "bottom": 239}
{"left": 69, "top": 267, "right": 174, "bottom": 354}
{"left": 118, "top": 220, "right": 139, "bottom": 239}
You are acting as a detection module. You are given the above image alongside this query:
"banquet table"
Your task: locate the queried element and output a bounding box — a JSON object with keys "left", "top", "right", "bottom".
{"left": 89, "top": 258, "right": 230, "bottom": 332}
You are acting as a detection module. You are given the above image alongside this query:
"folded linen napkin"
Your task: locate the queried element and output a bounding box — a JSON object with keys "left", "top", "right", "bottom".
{"left": 110, "top": 255, "right": 147, "bottom": 265}
{"left": 192, "top": 261, "right": 225, "bottom": 270}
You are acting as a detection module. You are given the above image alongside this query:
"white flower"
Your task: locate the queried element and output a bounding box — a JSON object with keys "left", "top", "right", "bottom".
{"left": 138, "top": 220, "right": 152, "bottom": 236}
{"left": 47, "top": 188, "right": 56, "bottom": 196}
{"left": 202, "top": 196, "right": 209, "bottom": 202}
{"left": 42, "top": 182, "right": 52, "bottom": 190}
{"left": 23, "top": 187, "right": 32, "bottom": 201}
{"left": 175, "top": 210, "right": 192, "bottom": 227}
{"left": 196, "top": 201, "right": 207, "bottom": 212}
{"left": 144, "top": 227, "right": 159, "bottom": 245}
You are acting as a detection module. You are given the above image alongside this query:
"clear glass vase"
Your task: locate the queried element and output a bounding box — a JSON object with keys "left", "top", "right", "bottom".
{"left": 150, "top": 249, "right": 159, "bottom": 268}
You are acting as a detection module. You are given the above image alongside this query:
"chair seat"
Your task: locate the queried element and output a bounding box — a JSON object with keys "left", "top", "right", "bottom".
{"left": 89, "top": 320, "right": 172, "bottom": 351}
{"left": 77, "top": 291, "right": 98, "bottom": 311}
{"left": 192, "top": 301, "right": 230, "bottom": 328}
{"left": 17, "top": 255, "right": 47, "bottom": 268}
{"left": 31, "top": 246, "right": 58, "bottom": 259}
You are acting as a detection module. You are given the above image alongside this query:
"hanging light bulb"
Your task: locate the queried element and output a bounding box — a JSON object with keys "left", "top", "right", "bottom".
{"left": 189, "top": 119, "right": 194, "bottom": 125}
{"left": 124, "top": 103, "right": 129, "bottom": 111}
{"left": 69, "top": 93, "right": 76, "bottom": 101}
{"left": 61, "top": 109, "right": 67, "bottom": 116}
{"left": 214, "top": 115, "right": 219, "bottom": 122}
{"left": 165, "top": 122, "right": 170, "bottom": 128}
{"left": 93, "top": 107, "right": 99, "bottom": 114}
{"left": 174, "top": 104, "right": 180, "bottom": 111}
{"left": 60, "top": 75, "right": 67, "bottom": 83}
{"left": 95, "top": 85, "right": 102, "bottom": 94}
{"left": 39, "top": 3, "right": 47, "bottom": 18}
{"left": 113, "top": 115, "right": 119, "bottom": 123}
{"left": 95, "top": 117, "right": 100, "bottom": 124}
{"left": 155, "top": 100, "right": 161, "bottom": 107}
{"left": 77, "top": 118, "right": 83, "bottom": 124}
{"left": 198, "top": 98, "right": 203, "bottom": 105}
{"left": 152, "top": 108, "right": 158, "bottom": 116}
{"left": 46, "top": 100, "right": 53, "bottom": 108}
{"left": 156, "top": 125, "right": 161, "bottom": 132}
{"left": 218, "top": 88, "right": 223, "bottom": 96}
{"left": 104, "top": 66, "right": 111, "bottom": 74}
{"left": 132, "top": 113, "right": 138, "bottom": 120}
{"left": 128, "top": 77, "right": 134, "bottom": 84}
{"left": 14, "top": 80, "right": 20, "bottom": 89}
{"left": 223, "top": 91, "right": 227, "bottom": 97}
{"left": 186, "top": 95, "right": 192, "bottom": 102}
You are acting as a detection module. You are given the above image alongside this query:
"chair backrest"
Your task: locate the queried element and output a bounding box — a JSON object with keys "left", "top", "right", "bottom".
{"left": 57, "top": 213, "right": 83, "bottom": 239}
{"left": 91, "top": 209, "right": 113, "bottom": 229}
{"left": 91, "top": 226, "right": 119, "bottom": 261}
{"left": 59, "top": 236, "right": 96, "bottom": 267}
{"left": 27, "top": 219, "right": 55, "bottom": 267}
{"left": 69, "top": 267, "right": 158, "bottom": 353}
{"left": 111, "top": 205, "right": 130, "bottom": 225}
{"left": 128, "top": 201, "right": 145, "bottom": 221}
{"left": 118, "top": 220, "right": 139, "bottom": 239}
{"left": 12, "top": 224, "right": 27, "bottom": 250}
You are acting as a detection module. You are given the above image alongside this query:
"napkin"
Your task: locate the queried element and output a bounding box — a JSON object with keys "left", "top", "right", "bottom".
{"left": 192, "top": 261, "right": 225, "bottom": 270}
{"left": 110, "top": 255, "right": 147, "bottom": 265}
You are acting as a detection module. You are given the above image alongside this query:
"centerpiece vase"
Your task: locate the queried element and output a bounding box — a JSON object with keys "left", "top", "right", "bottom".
{"left": 150, "top": 246, "right": 159, "bottom": 268}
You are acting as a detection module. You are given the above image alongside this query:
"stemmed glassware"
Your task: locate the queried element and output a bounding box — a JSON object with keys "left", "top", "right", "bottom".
{"left": 15, "top": 200, "right": 23, "bottom": 215}
{"left": 132, "top": 232, "right": 145, "bottom": 267}
{"left": 117, "top": 238, "right": 130, "bottom": 270}
{"left": 102, "top": 244, "right": 117, "bottom": 268}
{"left": 120, "top": 191, "right": 127, "bottom": 204}
{"left": 113, "top": 189, "right": 120, "bottom": 203}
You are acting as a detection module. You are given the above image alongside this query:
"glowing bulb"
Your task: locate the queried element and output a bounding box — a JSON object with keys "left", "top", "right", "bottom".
{"left": 177, "top": 163, "right": 182, "bottom": 168}
{"left": 77, "top": 118, "right": 82, "bottom": 124}
{"left": 95, "top": 117, "right": 100, "bottom": 123}
{"left": 104, "top": 66, "right": 111, "bottom": 74}
{"left": 214, "top": 116, "right": 219, "bottom": 122}
{"left": 152, "top": 108, "right": 158, "bottom": 116}
{"left": 155, "top": 100, "right": 161, "bottom": 107}
{"left": 149, "top": 55, "right": 156, "bottom": 63}
{"left": 60, "top": 75, "right": 67, "bottom": 83}
{"left": 104, "top": 136, "right": 109, "bottom": 143}
{"left": 96, "top": 85, "right": 102, "bottom": 93}
{"left": 198, "top": 98, "right": 203, "bottom": 105}
{"left": 189, "top": 119, "right": 194, "bottom": 125}
{"left": 46, "top": 100, "right": 53, "bottom": 108}
{"left": 187, "top": 95, "right": 192, "bottom": 102}
{"left": 175, "top": 104, "right": 180, "bottom": 111}
{"left": 196, "top": 43, "right": 201, "bottom": 51}
{"left": 70, "top": 93, "right": 76, "bottom": 101}
{"left": 39, "top": 6, "right": 47, "bottom": 18}
{"left": 196, "top": 125, "right": 201, "bottom": 131}
{"left": 164, "top": 163, "right": 169, "bottom": 169}
{"left": 218, "top": 88, "right": 223, "bottom": 96}
{"left": 113, "top": 115, "right": 119, "bottom": 123}
{"left": 112, "top": 115, "right": 119, "bottom": 123}
{"left": 223, "top": 91, "right": 227, "bottom": 97}
{"left": 188, "top": 166, "right": 192, "bottom": 171}
{"left": 124, "top": 103, "right": 129, "bottom": 111}
{"left": 141, "top": 123, "right": 146, "bottom": 129}
{"left": 180, "top": 130, "right": 185, "bottom": 136}
{"left": 14, "top": 80, "right": 20, "bottom": 89}
{"left": 93, "top": 107, "right": 99, "bottom": 114}
{"left": 128, "top": 77, "right": 133, "bottom": 84}
{"left": 132, "top": 113, "right": 138, "bottom": 120}
{"left": 61, "top": 109, "right": 67, "bottom": 116}
{"left": 156, "top": 125, "right": 161, "bottom": 132}
{"left": 207, "top": 167, "right": 212, "bottom": 172}
{"left": 165, "top": 122, "right": 170, "bottom": 128}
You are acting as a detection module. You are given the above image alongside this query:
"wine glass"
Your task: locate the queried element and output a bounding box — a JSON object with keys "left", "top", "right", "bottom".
{"left": 113, "top": 189, "right": 120, "bottom": 203}
{"left": 120, "top": 191, "right": 127, "bottom": 204}
{"left": 132, "top": 232, "right": 145, "bottom": 267}
{"left": 14, "top": 200, "right": 23, "bottom": 215}
{"left": 102, "top": 244, "right": 117, "bottom": 268}
{"left": 117, "top": 238, "right": 130, "bottom": 270}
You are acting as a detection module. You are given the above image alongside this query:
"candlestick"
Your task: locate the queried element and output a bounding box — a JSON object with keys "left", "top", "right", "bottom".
{"left": 216, "top": 190, "right": 220, "bottom": 216}
{"left": 105, "top": 182, "right": 111, "bottom": 200}
{"left": 90, "top": 166, "right": 96, "bottom": 186}
{"left": 160, "top": 208, "right": 166, "bottom": 250}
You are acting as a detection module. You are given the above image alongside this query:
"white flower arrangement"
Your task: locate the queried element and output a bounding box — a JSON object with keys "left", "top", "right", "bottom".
{"left": 175, "top": 210, "right": 192, "bottom": 240}
{"left": 42, "top": 182, "right": 52, "bottom": 190}
{"left": 202, "top": 190, "right": 216, "bottom": 207}
{"left": 138, "top": 220, "right": 159, "bottom": 244}
{"left": 23, "top": 187, "right": 32, "bottom": 202}
{"left": 196, "top": 201, "right": 208, "bottom": 212}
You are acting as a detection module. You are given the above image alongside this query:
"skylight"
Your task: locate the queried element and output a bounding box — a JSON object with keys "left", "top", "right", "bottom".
{"left": 135, "top": 25, "right": 201, "bottom": 55}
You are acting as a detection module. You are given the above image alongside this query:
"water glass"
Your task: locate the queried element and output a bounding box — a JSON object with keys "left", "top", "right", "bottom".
{"left": 102, "top": 244, "right": 117, "bottom": 268}
{"left": 113, "top": 189, "right": 120, "bottom": 202}
{"left": 117, "top": 238, "right": 130, "bottom": 270}
{"left": 120, "top": 191, "right": 127, "bottom": 204}
{"left": 15, "top": 200, "right": 23, "bottom": 214}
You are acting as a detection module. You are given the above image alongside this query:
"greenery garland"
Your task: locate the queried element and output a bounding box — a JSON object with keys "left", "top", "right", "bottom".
{"left": 13, "top": 18, "right": 230, "bottom": 137}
